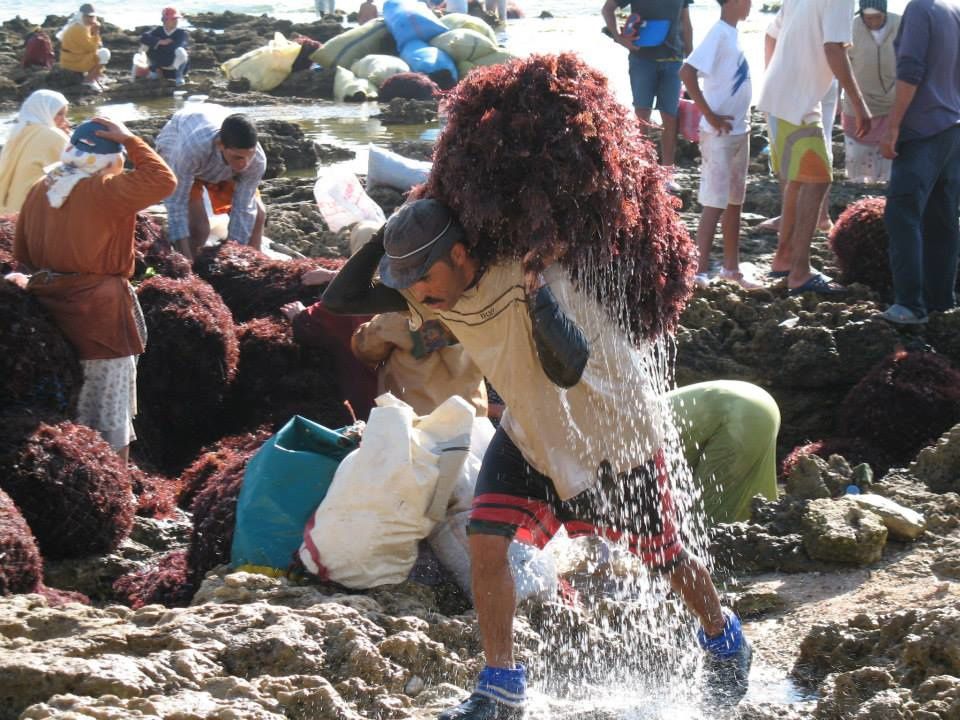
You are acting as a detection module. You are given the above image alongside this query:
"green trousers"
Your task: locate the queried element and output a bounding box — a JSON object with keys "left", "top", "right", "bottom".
{"left": 665, "top": 380, "right": 780, "bottom": 525}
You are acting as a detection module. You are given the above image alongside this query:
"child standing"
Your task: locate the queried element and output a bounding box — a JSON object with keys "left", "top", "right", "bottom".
{"left": 679, "top": 0, "right": 758, "bottom": 288}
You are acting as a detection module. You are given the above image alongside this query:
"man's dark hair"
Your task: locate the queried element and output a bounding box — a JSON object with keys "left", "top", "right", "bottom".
{"left": 219, "top": 114, "right": 258, "bottom": 150}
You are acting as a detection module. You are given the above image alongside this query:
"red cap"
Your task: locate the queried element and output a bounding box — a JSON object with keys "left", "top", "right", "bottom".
{"left": 161, "top": 7, "right": 182, "bottom": 21}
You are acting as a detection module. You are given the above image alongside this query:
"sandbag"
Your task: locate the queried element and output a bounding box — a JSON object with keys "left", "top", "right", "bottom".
{"left": 221, "top": 32, "right": 300, "bottom": 92}
{"left": 367, "top": 144, "right": 432, "bottom": 192}
{"left": 333, "top": 65, "right": 378, "bottom": 102}
{"left": 383, "top": 0, "right": 448, "bottom": 50}
{"left": 299, "top": 394, "right": 476, "bottom": 589}
{"left": 312, "top": 18, "right": 396, "bottom": 69}
{"left": 457, "top": 50, "right": 516, "bottom": 78}
{"left": 231, "top": 416, "right": 357, "bottom": 571}
{"left": 430, "top": 28, "right": 498, "bottom": 63}
{"left": 439, "top": 13, "right": 498, "bottom": 44}
{"left": 350, "top": 54, "right": 410, "bottom": 88}
{"left": 400, "top": 39, "right": 458, "bottom": 82}
{"left": 314, "top": 167, "right": 386, "bottom": 232}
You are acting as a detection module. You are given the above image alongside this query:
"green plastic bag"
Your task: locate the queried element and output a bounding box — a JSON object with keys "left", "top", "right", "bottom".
{"left": 230, "top": 415, "right": 357, "bottom": 571}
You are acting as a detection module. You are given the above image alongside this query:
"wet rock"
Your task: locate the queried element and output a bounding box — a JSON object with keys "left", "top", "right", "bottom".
{"left": 911, "top": 422, "right": 960, "bottom": 494}
{"left": 730, "top": 586, "right": 788, "bottom": 618}
{"left": 785, "top": 455, "right": 832, "bottom": 499}
{"left": 271, "top": 67, "right": 336, "bottom": 99}
{"left": 378, "top": 98, "right": 439, "bottom": 125}
{"left": 850, "top": 494, "right": 926, "bottom": 541}
{"left": 801, "top": 497, "right": 887, "bottom": 565}
{"left": 796, "top": 607, "right": 960, "bottom": 719}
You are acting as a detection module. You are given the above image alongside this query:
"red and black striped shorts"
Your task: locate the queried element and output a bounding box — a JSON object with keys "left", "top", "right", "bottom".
{"left": 468, "top": 428, "right": 685, "bottom": 571}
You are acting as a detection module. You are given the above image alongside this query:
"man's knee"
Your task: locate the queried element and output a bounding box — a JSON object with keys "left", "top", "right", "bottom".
{"left": 469, "top": 533, "right": 511, "bottom": 576}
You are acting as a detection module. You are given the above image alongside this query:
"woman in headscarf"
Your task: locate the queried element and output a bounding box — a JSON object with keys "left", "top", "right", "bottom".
{"left": 58, "top": 3, "right": 111, "bottom": 91}
{"left": 0, "top": 90, "right": 70, "bottom": 213}
{"left": 13, "top": 117, "right": 176, "bottom": 461}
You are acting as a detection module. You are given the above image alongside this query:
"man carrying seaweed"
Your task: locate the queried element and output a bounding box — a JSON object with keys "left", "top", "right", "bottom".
{"left": 324, "top": 54, "right": 752, "bottom": 719}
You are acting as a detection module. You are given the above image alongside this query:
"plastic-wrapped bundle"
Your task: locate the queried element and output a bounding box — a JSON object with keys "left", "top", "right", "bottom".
{"left": 0, "top": 282, "right": 82, "bottom": 416}
{"left": 841, "top": 350, "right": 960, "bottom": 465}
{"left": 193, "top": 241, "right": 343, "bottom": 322}
{"left": 226, "top": 317, "right": 351, "bottom": 433}
{"left": 135, "top": 276, "right": 239, "bottom": 473}
{"left": 0, "top": 487, "right": 43, "bottom": 595}
{"left": 0, "top": 421, "right": 135, "bottom": 560}
{"left": 828, "top": 196, "right": 891, "bottom": 294}
{"left": 417, "top": 53, "right": 695, "bottom": 342}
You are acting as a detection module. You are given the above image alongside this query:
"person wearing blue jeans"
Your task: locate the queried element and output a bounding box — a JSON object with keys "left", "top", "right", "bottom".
{"left": 602, "top": 0, "right": 693, "bottom": 191}
{"left": 879, "top": 0, "right": 960, "bottom": 325}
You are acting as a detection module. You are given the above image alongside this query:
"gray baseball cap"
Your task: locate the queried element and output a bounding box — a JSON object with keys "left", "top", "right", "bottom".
{"left": 378, "top": 199, "right": 465, "bottom": 289}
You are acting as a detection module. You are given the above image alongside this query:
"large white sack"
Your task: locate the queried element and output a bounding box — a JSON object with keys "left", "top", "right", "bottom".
{"left": 350, "top": 54, "right": 411, "bottom": 87}
{"left": 314, "top": 167, "right": 386, "bottom": 232}
{"left": 299, "top": 394, "right": 476, "bottom": 588}
{"left": 367, "top": 144, "right": 432, "bottom": 192}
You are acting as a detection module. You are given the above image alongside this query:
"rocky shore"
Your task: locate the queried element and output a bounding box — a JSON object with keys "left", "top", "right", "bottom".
{"left": 1, "top": 14, "right": 959, "bottom": 719}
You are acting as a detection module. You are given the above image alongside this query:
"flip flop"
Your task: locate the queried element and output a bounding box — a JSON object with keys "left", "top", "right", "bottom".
{"left": 788, "top": 272, "right": 847, "bottom": 296}
{"left": 767, "top": 270, "right": 789, "bottom": 279}
{"left": 879, "top": 304, "right": 928, "bottom": 325}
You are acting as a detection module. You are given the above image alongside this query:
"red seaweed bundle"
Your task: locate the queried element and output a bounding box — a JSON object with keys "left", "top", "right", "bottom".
{"left": 129, "top": 465, "right": 183, "bottom": 519}
{"left": 113, "top": 549, "right": 193, "bottom": 609}
{"left": 0, "top": 421, "right": 135, "bottom": 560}
{"left": 828, "top": 197, "right": 891, "bottom": 295}
{"left": 226, "top": 317, "right": 352, "bottom": 433}
{"left": 193, "top": 242, "right": 340, "bottom": 322}
{"left": 135, "top": 275, "right": 240, "bottom": 473}
{"left": 378, "top": 72, "right": 441, "bottom": 101}
{"left": 0, "top": 281, "right": 82, "bottom": 416}
{"left": 0, "top": 488, "right": 43, "bottom": 595}
{"left": 840, "top": 350, "right": 960, "bottom": 465}
{"left": 417, "top": 53, "right": 696, "bottom": 341}
{"left": 177, "top": 428, "right": 273, "bottom": 511}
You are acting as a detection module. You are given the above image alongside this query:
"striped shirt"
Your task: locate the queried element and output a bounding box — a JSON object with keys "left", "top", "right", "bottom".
{"left": 156, "top": 106, "right": 266, "bottom": 244}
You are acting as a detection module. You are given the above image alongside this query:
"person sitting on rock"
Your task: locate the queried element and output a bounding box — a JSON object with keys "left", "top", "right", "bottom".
{"left": 139, "top": 6, "right": 189, "bottom": 86}
{"left": 22, "top": 27, "right": 55, "bottom": 70}
{"left": 13, "top": 118, "right": 176, "bottom": 462}
{"left": 358, "top": 0, "right": 379, "bottom": 23}
{"left": 0, "top": 90, "right": 71, "bottom": 214}
{"left": 58, "top": 3, "right": 111, "bottom": 92}
{"left": 156, "top": 108, "right": 267, "bottom": 261}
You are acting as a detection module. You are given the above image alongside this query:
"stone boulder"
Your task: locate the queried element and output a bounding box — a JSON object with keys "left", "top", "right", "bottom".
{"left": 801, "top": 497, "right": 888, "bottom": 565}
{"left": 911, "top": 422, "right": 960, "bottom": 495}
{"left": 850, "top": 494, "right": 926, "bottom": 541}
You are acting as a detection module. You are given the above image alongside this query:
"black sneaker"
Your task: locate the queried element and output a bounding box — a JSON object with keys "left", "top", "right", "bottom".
{"left": 438, "top": 692, "right": 525, "bottom": 720}
{"left": 702, "top": 633, "right": 752, "bottom": 705}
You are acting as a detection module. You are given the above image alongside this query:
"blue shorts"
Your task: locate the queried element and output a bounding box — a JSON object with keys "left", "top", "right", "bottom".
{"left": 628, "top": 54, "right": 682, "bottom": 117}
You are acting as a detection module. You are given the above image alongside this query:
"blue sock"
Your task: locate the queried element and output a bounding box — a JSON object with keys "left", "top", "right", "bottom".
{"left": 475, "top": 664, "right": 526, "bottom": 707}
{"left": 698, "top": 610, "right": 744, "bottom": 658}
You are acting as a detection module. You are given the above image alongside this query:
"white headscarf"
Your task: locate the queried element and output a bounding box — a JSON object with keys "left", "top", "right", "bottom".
{"left": 46, "top": 142, "right": 124, "bottom": 209}
{"left": 11, "top": 90, "right": 68, "bottom": 139}
{"left": 56, "top": 11, "right": 85, "bottom": 42}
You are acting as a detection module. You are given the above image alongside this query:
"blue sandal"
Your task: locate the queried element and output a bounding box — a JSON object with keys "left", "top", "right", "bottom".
{"left": 788, "top": 273, "right": 846, "bottom": 296}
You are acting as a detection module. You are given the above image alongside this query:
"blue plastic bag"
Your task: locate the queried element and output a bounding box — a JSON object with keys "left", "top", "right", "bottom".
{"left": 401, "top": 39, "right": 459, "bottom": 81}
{"left": 624, "top": 15, "right": 671, "bottom": 48}
{"left": 231, "top": 415, "right": 357, "bottom": 571}
{"left": 384, "top": 0, "right": 448, "bottom": 50}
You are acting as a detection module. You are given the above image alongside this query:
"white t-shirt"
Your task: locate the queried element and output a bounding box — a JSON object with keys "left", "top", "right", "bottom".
{"left": 685, "top": 20, "right": 752, "bottom": 136}
{"left": 757, "top": 0, "right": 855, "bottom": 125}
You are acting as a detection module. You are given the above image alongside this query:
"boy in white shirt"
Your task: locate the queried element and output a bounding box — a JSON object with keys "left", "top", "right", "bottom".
{"left": 680, "top": 0, "right": 758, "bottom": 288}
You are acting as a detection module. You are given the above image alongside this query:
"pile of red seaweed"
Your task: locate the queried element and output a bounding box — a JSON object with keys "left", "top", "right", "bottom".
{"left": 840, "top": 350, "right": 960, "bottom": 466}
{"left": 418, "top": 52, "right": 695, "bottom": 341}
{"left": 193, "top": 242, "right": 341, "bottom": 322}
{"left": 0, "top": 488, "right": 43, "bottom": 595}
{"left": 0, "top": 421, "right": 135, "bottom": 560}
{"left": 828, "top": 196, "right": 891, "bottom": 295}
{"left": 0, "top": 281, "right": 82, "bottom": 416}
{"left": 135, "top": 275, "right": 240, "bottom": 473}
{"left": 226, "top": 317, "right": 352, "bottom": 433}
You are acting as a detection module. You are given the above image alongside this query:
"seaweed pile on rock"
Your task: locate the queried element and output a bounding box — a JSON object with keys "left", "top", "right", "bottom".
{"left": 135, "top": 275, "right": 240, "bottom": 473}
{"left": 828, "top": 196, "right": 891, "bottom": 294}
